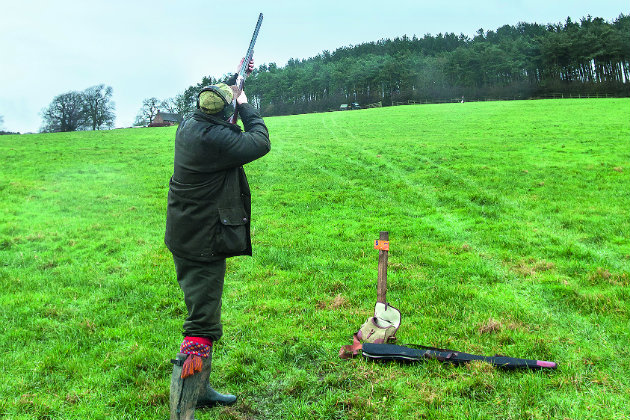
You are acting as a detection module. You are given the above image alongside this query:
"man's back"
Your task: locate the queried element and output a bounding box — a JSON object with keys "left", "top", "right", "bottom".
{"left": 173, "top": 106, "right": 270, "bottom": 185}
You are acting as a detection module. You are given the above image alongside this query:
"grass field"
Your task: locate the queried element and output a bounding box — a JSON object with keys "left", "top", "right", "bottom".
{"left": 1, "top": 98, "right": 629, "bottom": 419}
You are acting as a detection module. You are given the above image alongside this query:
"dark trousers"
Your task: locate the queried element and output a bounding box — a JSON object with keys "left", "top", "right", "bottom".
{"left": 172, "top": 255, "right": 227, "bottom": 341}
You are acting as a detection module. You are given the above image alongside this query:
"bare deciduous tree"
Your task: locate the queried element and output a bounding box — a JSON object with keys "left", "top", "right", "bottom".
{"left": 40, "top": 85, "right": 116, "bottom": 133}
{"left": 82, "top": 85, "right": 115, "bottom": 130}
{"left": 40, "top": 91, "right": 85, "bottom": 133}
{"left": 134, "top": 97, "right": 161, "bottom": 126}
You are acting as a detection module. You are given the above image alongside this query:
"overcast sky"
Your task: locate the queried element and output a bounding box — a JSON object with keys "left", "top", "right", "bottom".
{"left": 1, "top": 0, "right": 627, "bottom": 133}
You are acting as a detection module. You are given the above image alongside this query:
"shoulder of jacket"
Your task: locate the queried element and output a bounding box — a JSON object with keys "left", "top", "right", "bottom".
{"left": 238, "top": 103, "right": 258, "bottom": 116}
{"left": 192, "top": 110, "right": 242, "bottom": 133}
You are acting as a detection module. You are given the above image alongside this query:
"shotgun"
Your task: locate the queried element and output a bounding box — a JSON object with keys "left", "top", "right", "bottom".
{"left": 228, "top": 13, "right": 263, "bottom": 125}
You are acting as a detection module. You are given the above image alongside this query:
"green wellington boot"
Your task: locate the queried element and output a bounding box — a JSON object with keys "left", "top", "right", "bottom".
{"left": 195, "top": 351, "right": 237, "bottom": 408}
{"left": 170, "top": 353, "right": 211, "bottom": 420}
{"left": 196, "top": 384, "right": 238, "bottom": 409}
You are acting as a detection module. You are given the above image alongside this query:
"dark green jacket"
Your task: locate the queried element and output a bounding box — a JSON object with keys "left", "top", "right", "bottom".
{"left": 165, "top": 103, "right": 270, "bottom": 261}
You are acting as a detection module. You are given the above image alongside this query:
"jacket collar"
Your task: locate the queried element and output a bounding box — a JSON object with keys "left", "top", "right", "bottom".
{"left": 192, "top": 110, "right": 242, "bottom": 132}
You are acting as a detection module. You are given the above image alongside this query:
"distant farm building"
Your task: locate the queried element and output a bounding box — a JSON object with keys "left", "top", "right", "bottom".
{"left": 149, "top": 111, "right": 183, "bottom": 127}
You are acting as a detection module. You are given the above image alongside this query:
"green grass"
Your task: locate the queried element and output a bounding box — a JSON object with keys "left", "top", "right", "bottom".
{"left": 1, "top": 98, "right": 629, "bottom": 419}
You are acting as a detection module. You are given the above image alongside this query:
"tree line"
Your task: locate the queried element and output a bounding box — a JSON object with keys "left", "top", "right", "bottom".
{"left": 40, "top": 85, "right": 115, "bottom": 132}
{"left": 240, "top": 14, "right": 629, "bottom": 116}
{"left": 163, "top": 14, "right": 629, "bottom": 119}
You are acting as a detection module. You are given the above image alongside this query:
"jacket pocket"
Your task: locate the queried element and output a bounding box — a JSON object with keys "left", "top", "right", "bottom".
{"left": 215, "top": 207, "right": 249, "bottom": 254}
{"left": 165, "top": 188, "right": 219, "bottom": 259}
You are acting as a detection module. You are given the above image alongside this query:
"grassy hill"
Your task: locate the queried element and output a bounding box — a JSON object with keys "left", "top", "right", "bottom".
{"left": 1, "top": 98, "right": 629, "bottom": 419}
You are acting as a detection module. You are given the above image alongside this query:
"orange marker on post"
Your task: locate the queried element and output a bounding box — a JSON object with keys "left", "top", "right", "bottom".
{"left": 374, "top": 240, "right": 389, "bottom": 251}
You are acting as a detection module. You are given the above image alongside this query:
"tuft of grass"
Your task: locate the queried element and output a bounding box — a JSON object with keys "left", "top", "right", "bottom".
{"left": 1, "top": 99, "right": 629, "bottom": 419}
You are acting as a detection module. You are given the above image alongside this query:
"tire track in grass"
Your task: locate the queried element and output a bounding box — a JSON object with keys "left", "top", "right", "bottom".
{"left": 317, "top": 112, "right": 512, "bottom": 280}
{"left": 316, "top": 112, "right": 629, "bottom": 335}
{"left": 321, "top": 111, "right": 626, "bottom": 272}
{"left": 315, "top": 113, "right": 563, "bottom": 328}
{"left": 319, "top": 111, "right": 515, "bottom": 252}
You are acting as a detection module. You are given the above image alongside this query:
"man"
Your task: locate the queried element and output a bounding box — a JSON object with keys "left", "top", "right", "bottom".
{"left": 165, "top": 62, "right": 270, "bottom": 420}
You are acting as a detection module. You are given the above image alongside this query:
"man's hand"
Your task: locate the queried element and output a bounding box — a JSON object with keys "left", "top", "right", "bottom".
{"left": 238, "top": 57, "right": 255, "bottom": 75}
{"left": 236, "top": 90, "right": 248, "bottom": 105}
{"left": 229, "top": 86, "right": 248, "bottom": 104}
{"left": 229, "top": 57, "right": 253, "bottom": 107}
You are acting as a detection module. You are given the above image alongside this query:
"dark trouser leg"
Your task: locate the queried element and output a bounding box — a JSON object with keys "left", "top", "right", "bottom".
{"left": 170, "top": 256, "right": 236, "bottom": 411}
{"left": 173, "top": 256, "right": 226, "bottom": 341}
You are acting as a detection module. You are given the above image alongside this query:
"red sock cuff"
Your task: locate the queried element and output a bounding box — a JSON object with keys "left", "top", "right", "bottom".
{"left": 184, "top": 336, "right": 213, "bottom": 347}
